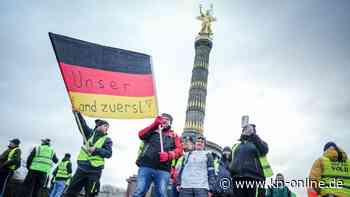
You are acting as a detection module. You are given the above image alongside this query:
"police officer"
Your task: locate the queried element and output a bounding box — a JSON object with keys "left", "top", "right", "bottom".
{"left": 64, "top": 111, "right": 113, "bottom": 197}
{"left": 23, "top": 138, "right": 58, "bottom": 197}
{"left": 0, "top": 138, "right": 21, "bottom": 197}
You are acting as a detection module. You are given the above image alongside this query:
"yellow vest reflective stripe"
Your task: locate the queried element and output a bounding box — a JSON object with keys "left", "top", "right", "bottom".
{"left": 176, "top": 156, "right": 183, "bottom": 168}
{"left": 56, "top": 160, "right": 71, "bottom": 179}
{"left": 77, "top": 133, "right": 107, "bottom": 167}
{"left": 260, "top": 156, "right": 273, "bottom": 178}
{"left": 7, "top": 147, "right": 19, "bottom": 171}
{"left": 171, "top": 159, "right": 176, "bottom": 167}
{"left": 231, "top": 142, "right": 273, "bottom": 178}
{"left": 30, "top": 145, "right": 54, "bottom": 173}
{"left": 214, "top": 158, "right": 220, "bottom": 174}
{"left": 319, "top": 157, "right": 350, "bottom": 196}
{"left": 138, "top": 142, "right": 145, "bottom": 156}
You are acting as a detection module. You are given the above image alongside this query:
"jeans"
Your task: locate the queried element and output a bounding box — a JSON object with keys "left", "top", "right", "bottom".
{"left": 172, "top": 184, "right": 179, "bottom": 197}
{"left": 49, "top": 180, "right": 66, "bottom": 197}
{"left": 133, "top": 167, "right": 170, "bottom": 197}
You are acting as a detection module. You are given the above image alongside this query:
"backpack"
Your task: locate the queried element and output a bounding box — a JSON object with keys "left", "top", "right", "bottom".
{"left": 213, "top": 160, "right": 233, "bottom": 194}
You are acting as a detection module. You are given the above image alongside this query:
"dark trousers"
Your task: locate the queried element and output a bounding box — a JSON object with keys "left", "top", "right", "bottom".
{"left": 64, "top": 168, "right": 101, "bottom": 197}
{"left": 0, "top": 170, "right": 12, "bottom": 196}
{"left": 22, "top": 170, "right": 48, "bottom": 197}
{"left": 232, "top": 177, "right": 265, "bottom": 197}
{"left": 213, "top": 193, "right": 235, "bottom": 197}
{"left": 179, "top": 188, "right": 209, "bottom": 197}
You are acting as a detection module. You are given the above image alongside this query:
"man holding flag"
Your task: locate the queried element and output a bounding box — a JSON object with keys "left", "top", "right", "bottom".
{"left": 133, "top": 113, "right": 183, "bottom": 197}
{"left": 49, "top": 32, "right": 160, "bottom": 196}
{"left": 64, "top": 110, "right": 113, "bottom": 197}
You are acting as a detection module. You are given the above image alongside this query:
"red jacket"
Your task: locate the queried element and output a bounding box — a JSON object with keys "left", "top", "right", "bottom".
{"left": 136, "top": 121, "right": 183, "bottom": 172}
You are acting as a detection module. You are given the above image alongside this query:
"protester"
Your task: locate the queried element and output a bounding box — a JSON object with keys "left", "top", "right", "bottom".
{"left": 0, "top": 138, "right": 21, "bottom": 197}
{"left": 229, "top": 124, "right": 271, "bottom": 197}
{"left": 308, "top": 141, "right": 350, "bottom": 197}
{"left": 171, "top": 136, "right": 196, "bottom": 197}
{"left": 213, "top": 146, "right": 233, "bottom": 197}
{"left": 266, "top": 173, "right": 296, "bottom": 197}
{"left": 49, "top": 153, "right": 72, "bottom": 197}
{"left": 177, "top": 135, "right": 216, "bottom": 197}
{"left": 133, "top": 113, "right": 183, "bottom": 197}
{"left": 64, "top": 111, "right": 113, "bottom": 197}
{"left": 23, "top": 138, "right": 58, "bottom": 197}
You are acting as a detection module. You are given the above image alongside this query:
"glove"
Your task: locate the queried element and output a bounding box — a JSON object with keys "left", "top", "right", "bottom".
{"left": 159, "top": 152, "right": 169, "bottom": 162}
{"left": 308, "top": 191, "right": 318, "bottom": 197}
{"left": 154, "top": 116, "right": 164, "bottom": 126}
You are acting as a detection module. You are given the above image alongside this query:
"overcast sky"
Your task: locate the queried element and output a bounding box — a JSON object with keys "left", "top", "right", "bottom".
{"left": 1, "top": 0, "right": 350, "bottom": 195}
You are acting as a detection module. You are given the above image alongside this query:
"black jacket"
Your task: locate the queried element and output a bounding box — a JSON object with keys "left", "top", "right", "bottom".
{"left": 136, "top": 120, "right": 182, "bottom": 172}
{"left": 0, "top": 147, "right": 21, "bottom": 172}
{"left": 229, "top": 134, "right": 268, "bottom": 181}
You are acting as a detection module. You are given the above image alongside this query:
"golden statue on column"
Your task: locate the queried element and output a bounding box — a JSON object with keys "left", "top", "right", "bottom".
{"left": 197, "top": 4, "right": 216, "bottom": 35}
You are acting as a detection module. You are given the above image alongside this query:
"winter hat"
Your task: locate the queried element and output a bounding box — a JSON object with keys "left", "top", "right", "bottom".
{"left": 95, "top": 119, "right": 109, "bottom": 127}
{"left": 161, "top": 113, "right": 173, "bottom": 124}
{"left": 64, "top": 153, "right": 71, "bottom": 159}
{"left": 323, "top": 141, "right": 337, "bottom": 152}
{"left": 223, "top": 146, "right": 231, "bottom": 153}
{"left": 196, "top": 134, "right": 206, "bottom": 143}
{"left": 41, "top": 138, "right": 51, "bottom": 144}
{"left": 182, "top": 136, "right": 195, "bottom": 144}
{"left": 10, "top": 138, "right": 20, "bottom": 146}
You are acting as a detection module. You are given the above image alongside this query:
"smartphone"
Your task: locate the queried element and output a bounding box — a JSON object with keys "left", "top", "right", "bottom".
{"left": 241, "top": 115, "right": 249, "bottom": 128}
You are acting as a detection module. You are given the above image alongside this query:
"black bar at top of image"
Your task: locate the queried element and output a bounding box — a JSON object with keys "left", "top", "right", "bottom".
{"left": 49, "top": 32, "right": 151, "bottom": 74}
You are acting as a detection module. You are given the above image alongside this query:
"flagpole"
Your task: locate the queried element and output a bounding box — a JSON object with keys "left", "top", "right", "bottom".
{"left": 150, "top": 56, "right": 160, "bottom": 116}
{"left": 150, "top": 56, "right": 164, "bottom": 152}
{"left": 73, "top": 111, "right": 89, "bottom": 146}
{"left": 159, "top": 125, "right": 164, "bottom": 152}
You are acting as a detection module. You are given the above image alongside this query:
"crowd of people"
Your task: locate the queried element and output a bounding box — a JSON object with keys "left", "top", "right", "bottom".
{"left": 0, "top": 110, "right": 113, "bottom": 197}
{"left": 0, "top": 112, "right": 349, "bottom": 197}
{"left": 132, "top": 114, "right": 349, "bottom": 197}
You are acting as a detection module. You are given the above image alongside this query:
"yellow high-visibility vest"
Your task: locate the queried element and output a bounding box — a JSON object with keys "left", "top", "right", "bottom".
{"left": 319, "top": 157, "right": 350, "bottom": 197}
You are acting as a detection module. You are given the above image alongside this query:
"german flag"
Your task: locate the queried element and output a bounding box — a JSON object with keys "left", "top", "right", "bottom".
{"left": 49, "top": 32, "right": 158, "bottom": 119}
